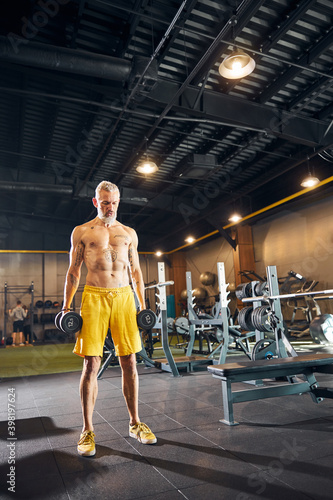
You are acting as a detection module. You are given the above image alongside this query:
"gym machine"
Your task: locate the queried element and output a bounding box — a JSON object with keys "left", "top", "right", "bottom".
{"left": 184, "top": 262, "right": 232, "bottom": 366}
{"left": 234, "top": 266, "right": 295, "bottom": 361}
{"left": 241, "top": 266, "right": 333, "bottom": 359}
{"left": 165, "top": 262, "right": 238, "bottom": 370}
{"left": 170, "top": 262, "right": 254, "bottom": 366}
{"left": 136, "top": 262, "right": 180, "bottom": 377}
{"left": 209, "top": 269, "right": 333, "bottom": 426}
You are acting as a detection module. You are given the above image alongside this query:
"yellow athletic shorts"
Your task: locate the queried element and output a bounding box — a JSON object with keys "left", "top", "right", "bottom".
{"left": 73, "top": 285, "right": 142, "bottom": 358}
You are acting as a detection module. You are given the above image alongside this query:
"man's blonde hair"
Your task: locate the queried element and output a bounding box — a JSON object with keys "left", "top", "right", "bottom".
{"left": 95, "top": 180, "right": 120, "bottom": 199}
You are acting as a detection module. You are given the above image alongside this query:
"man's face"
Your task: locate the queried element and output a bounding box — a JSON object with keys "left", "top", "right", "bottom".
{"left": 93, "top": 190, "right": 120, "bottom": 225}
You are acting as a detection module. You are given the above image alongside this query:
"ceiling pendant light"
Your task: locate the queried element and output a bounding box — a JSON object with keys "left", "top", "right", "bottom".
{"left": 136, "top": 160, "right": 158, "bottom": 174}
{"left": 136, "top": 137, "right": 159, "bottom": 175}
{"left": 301, "top": 174, "right": 320, "bottom": 188}
{"left": 228, "top": 213, "right": 242, "bottom": 223}
{"left": 219, "top": 48, "right": 255, "bottom": 79}
{"left": 185, "top": 236, "right": 195, "bottom": 243}
{"left": 300, "top": 157, "right": 320, "bottom": 188}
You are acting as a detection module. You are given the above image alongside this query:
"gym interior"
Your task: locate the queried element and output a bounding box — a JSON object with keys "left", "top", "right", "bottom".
{"left": 1, "top": 1, "right": 333, "bottom": 499}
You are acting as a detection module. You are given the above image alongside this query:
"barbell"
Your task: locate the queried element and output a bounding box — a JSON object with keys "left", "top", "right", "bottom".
{"left": 242, "top": 288, "right": 333, "bottom": 303}
{"left": 55, "top": 308, "right": 157, "bottom": 335}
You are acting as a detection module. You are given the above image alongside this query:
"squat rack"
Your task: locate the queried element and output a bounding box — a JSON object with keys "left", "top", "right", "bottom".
{"left": 3, "top": 282, "right": 34, "bottom": 344}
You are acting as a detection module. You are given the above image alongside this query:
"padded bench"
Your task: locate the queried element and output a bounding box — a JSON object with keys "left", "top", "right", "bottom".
{"left": 208, "top": 353, "right": 333, "bottom": 425}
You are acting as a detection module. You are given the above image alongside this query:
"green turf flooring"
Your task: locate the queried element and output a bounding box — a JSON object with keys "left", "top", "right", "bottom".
{"left": 0, "top": 340, "right": 210, "bottom": 378}
{"left": 0, "top": 343, "right": 83, "bottom": 378}
{"left": 0, "top": 336, "right": 320, "bottom": 379}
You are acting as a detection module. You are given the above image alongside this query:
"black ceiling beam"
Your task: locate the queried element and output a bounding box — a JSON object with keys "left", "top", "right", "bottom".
{"left": 148, "top": 81, "right": 333, "bottom": 147}
{"left": 117, "top": 0, "right": 150, "bottom": 57}
{"left": 76, "top": 1, "right": 189, "bottom": 194}
{"left": 112, "top": 1, "right": 264, "bottom": 185}
{"left": 156, "top": 0, "right": 202, "bottom": 63}
{"left": 146, "top": 137, "right": 333, "bottom": 251}
{"left": 157, "top": 141, "right": 333, "bottom": 249}
{"left": 258, "top": 28, "right": 333, "bottom": 104}
{"left": 205, "top": 216, "right": 236, "bottom": 250}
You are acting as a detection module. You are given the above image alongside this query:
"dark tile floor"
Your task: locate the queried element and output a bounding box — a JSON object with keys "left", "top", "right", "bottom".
{"left": 1, "top": 343, "right": 333, "bottom": 499}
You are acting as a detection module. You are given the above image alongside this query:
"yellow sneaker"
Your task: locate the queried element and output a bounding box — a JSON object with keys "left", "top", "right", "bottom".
{"left": 129, "top": 422, "right": 157, "bottom": 444}
{"left": 77, "top": 430, "right": 96, "bottom": 456}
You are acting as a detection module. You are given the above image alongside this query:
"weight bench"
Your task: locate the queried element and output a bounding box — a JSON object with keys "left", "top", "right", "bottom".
{"left": 208, "top": 353, "right": 333, "bottom": 425}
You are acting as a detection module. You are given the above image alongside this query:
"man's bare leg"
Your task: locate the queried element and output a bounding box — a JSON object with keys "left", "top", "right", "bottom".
{"left": 119, "top": 353, "right": 139, "bottom": 425}
{"left": 80, "top": 356, "right": 101, "bottom": 432}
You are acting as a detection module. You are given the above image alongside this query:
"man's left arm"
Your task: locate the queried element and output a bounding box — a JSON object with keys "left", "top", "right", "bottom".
{"left": 128, "top": 228, "right": 145, "bottom": 310}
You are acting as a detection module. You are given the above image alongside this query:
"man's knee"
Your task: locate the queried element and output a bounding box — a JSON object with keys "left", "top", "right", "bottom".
{"left": 83, "top": 356, "right": 101, "bottom": 377}
{"left": 119, "top": 353, "right": 137, "bottom": 373}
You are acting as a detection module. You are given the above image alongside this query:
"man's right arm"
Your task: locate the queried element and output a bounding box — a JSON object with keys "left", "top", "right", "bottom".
{"left": 63, "top": 227, "right": 84, "bottom": 311}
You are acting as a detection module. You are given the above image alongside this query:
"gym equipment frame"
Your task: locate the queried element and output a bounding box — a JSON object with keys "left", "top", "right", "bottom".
{"left": 137, "top": 262, "right": 180, "bottom": 377}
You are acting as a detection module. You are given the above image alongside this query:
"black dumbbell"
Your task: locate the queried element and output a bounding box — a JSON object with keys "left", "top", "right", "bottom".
{"left": 137, "top": 309, "right": 157, "bottom": 330}
{"left": 55, "top": 311, "right": 83, "bottom": 335}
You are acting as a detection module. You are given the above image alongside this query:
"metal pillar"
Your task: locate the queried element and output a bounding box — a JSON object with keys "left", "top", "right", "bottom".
{"left": 216, "top": 262, "right": 231, "bottom": 364}
{"left": 266, "top": 265, "right": 296, "bottom": 358}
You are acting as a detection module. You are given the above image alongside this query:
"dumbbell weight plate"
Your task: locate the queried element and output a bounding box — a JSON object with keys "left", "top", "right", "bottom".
{"left": 252, "top": 305, "right": 273, "bottom": 333}
{"left": 235, "top": 283, "right": 252, "bottom": 300}
{"left": 238, "top": 306, "right": 254, "bottom": 331}
{"left": 55, "top": 311, "right": 62, "bottom": 331}
{"left": 54, "top": 311, "right": 83, "bottom": 335}
{"left": 137, "top": 309, "right": 157, "bottom": 330}
{"left": 61, "top": 312, "right": 83, "bottom": 334}
{"left": 174, "top": 316, "right": 189, "bottom": 334}
{"left": 252, "top": 339, "right": 277, "bottom": 360}
{"left": 254, "top": 281, "right": 268, "bottom": 297}
{"left": 167, "top": 317, "right": 175, "bottom": 333}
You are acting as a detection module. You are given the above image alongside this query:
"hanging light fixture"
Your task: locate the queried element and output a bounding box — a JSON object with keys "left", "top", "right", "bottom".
{"left": 136, "top": 160, "right": 158, "bottom": 174}
{"left": 185, "top": 236, "right": 195, "bottom": 243}
{"left": 300, "top": 157, "right": 320, "bottom": 188}
{"left": 218, "top": 17, "right": 255, "bottom": 80}
{"left": 136, "top": 137, "right": 159, "bottom": 174}
{"left": 301, "top": 174, "right": 320, "bottom": 188}
{"left": 228, "top": 213, "right": 242, "bottom": 223}
{"left": 219, "top": 48, "right": 255, "bottom": 79}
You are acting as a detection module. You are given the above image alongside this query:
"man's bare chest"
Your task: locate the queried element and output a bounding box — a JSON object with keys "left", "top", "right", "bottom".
{"left": 83, "top": 227, "right": 131, "bottom": 253}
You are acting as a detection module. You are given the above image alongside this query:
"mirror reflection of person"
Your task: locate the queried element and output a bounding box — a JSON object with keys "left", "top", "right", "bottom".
{"left": 62, "top": 180, "right": 156, "bottom": 457}
{"left": 9, "top": 300, "right": 27, "bottom": 346}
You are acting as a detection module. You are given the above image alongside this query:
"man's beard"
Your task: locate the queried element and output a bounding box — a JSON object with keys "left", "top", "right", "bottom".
{"left": 98, "top": 209, "right": 116, "bottom": 225}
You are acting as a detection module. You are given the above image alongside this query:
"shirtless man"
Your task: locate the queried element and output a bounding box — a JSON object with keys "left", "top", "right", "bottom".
{"left": 62, "top": 180, "right": 156, "bottom": 457}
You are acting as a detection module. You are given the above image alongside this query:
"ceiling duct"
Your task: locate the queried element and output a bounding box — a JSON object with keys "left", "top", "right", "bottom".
{"left": 0, "top": 35, "right": 132, "bottom": 82}
{"left": 176, "top": 154, "right": 217, "bottom": 179}
{"left": 128, "top": 56, "right": 158, "bottom": 100}
{"left": 0, "top": 182, "right": 74, "bottom": 195}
